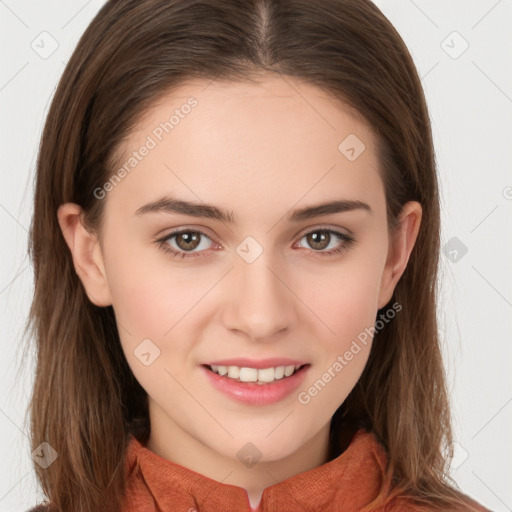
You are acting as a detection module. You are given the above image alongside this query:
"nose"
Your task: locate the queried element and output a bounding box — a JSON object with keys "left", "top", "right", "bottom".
{"left": 221, "top": 249, "right": 298, "bottom": 342}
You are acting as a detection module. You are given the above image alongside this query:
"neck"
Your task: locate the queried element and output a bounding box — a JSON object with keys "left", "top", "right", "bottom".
{"left": 146, "top": 416, "right": 332, "bottom": 507}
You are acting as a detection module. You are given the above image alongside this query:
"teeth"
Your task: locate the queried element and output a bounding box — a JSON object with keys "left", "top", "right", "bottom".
{"left": 216, "top": 365, "right": 228, "bottom": 376}
{"left": 209, "top": 364, "right": 302, "bottom": 383}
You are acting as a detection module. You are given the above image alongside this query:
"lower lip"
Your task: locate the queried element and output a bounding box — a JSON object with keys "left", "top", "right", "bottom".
{"left": 200, "top": 364, "right": 310, "bottom": 406}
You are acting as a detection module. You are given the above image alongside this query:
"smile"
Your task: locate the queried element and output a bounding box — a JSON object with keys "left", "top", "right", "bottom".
{"left": 201, "top": 362, "right": 311, "bottom": 406}
{"left": 206, "top": 364, "right": 306, "bottom": 384}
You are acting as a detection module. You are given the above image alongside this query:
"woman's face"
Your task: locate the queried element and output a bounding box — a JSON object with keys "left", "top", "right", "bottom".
{"left": 61, "top": 75, "right": 420, "bottom": 466}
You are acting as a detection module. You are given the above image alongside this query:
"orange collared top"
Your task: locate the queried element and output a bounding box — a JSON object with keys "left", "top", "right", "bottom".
{"left": 121, "top": 429, "right": 489, "bottom": 512}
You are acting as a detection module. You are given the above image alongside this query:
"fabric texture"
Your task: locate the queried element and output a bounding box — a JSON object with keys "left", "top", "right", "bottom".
{"left": 120, "top": 429, "right": 490, "bottom": 512}
{"left": 25, "top": 429, "right": 490, "bottom": 511}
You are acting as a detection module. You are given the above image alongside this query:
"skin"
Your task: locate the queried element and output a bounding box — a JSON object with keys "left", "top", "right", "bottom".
{"left": 58, "top": 74, "right": 421, "bottom": 509}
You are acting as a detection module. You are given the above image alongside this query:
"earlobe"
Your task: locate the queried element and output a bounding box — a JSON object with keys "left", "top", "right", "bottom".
{"left": 377, "top": 201, "right": 422, "bottom": 309}
{"left": 57, "top": 203, "right": 112, "bottom": 307}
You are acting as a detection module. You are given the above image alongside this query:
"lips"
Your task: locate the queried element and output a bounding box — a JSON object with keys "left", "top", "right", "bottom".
{"left": 200, "top": 358, "right": 311, "bottom": 406}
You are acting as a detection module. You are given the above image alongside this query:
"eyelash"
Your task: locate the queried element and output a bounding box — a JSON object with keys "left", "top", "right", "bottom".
{"left": 155, "top": 227, "right": 356, "bottom": 260}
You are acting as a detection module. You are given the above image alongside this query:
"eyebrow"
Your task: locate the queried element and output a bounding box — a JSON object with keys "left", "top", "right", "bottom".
{"left": 135, "top": 196, "right": 372, "bottom": 223}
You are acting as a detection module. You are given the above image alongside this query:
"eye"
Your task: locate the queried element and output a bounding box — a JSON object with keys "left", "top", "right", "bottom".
{"left": 156, "top": 229, "right": 217, "bottom": 260}
{"left": 295, "top": 228, "right": 356, "bottom": 257}
{"left": 155, "top": 227, "right": 356, "bottom": 260}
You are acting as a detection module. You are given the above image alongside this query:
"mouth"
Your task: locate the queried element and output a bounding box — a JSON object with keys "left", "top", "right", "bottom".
{"left": 202, "top": 363, "right": 309, "bottom": 385}
{"left": 200, "top": 362, "right": 311, "bottom": 406}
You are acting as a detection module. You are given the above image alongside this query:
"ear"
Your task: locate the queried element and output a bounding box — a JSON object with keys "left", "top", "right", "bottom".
{"left": 57, "top": 203, "right": 112, "bottom": 307}
{"left": 377, "top": 201, "right": 422, "bottom": 309}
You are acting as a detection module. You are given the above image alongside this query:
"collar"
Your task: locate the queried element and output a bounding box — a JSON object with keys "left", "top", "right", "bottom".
{"left": 122, "top": 428, "right": 392, "bottom": 512}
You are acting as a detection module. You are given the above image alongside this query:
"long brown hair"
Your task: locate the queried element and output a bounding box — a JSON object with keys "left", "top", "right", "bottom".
{"left": 22, "top": 0, "right": 480, "bottom": 510}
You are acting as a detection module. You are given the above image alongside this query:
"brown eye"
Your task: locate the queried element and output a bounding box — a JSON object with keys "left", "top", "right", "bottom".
{"left": 296, "top": 228, "right": 356, "bottom": 256}
{"left": 175, "top": 231, "right": 201, "bottom": 251}
{"left": 306, "top": 231, "right": 331, "bottom": 250}
{"left": 157, "top": 229, "right": 216, "bottom": 259}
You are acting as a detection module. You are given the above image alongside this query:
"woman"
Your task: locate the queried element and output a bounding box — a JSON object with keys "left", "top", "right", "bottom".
{"left": 24, "top": 0, "right": 490, "bottom": 510}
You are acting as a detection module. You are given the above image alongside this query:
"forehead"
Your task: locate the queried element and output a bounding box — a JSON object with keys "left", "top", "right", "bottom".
{"left": 105, "top": 75, "right": 385, "bottom": 222}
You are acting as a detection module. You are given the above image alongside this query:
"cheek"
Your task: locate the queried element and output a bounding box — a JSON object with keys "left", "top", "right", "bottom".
{"left": 103, "top": 230, "right": 206, "bottom": 338}
{"left": 106, "top": 258, "right": 167, "bottom": 337}
{"left": 103, "top": 238, "right": 224, "bottom": 392}
{"left": 293, "top": 253, "right": 382, "bottom": 403}
{"left": 298, "top": 259, "right": 381, "bottom": 342}
{"left": 103, "top": 245, "right": 204, "bottom": 395}
{"left": 296, "top": 273, "right": 377, "bottom": 412}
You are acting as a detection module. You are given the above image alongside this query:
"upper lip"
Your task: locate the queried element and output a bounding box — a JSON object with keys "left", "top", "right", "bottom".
{"left": 202, "top": 358, "right": 309, "bottom": 369}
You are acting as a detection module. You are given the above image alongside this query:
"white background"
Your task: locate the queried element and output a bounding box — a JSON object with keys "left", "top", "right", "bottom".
{"left": 1, "top": 1, "right": 511, "bottom": 510}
